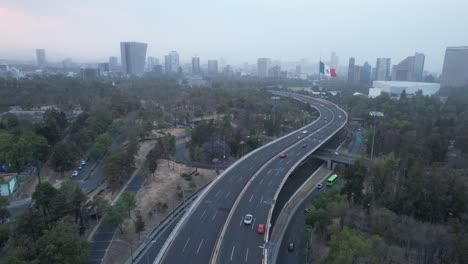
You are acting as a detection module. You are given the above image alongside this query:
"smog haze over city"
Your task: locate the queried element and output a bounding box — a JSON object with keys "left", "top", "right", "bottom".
{"left": 1, "top": 0, "right": 468, "bottom": 72}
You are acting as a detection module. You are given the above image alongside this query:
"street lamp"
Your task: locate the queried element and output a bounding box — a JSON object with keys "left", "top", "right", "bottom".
{"left": 369, "top": 111, "right": 384, "bottom": 160}
{"left": 181, "top": 184, "right": 189, "bottom": 207}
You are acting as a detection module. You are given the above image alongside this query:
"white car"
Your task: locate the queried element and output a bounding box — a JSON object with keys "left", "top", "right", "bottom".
{"left": 71, "top": 170, "right": 79, "bottom": 177}
{"left": 81, "top": 160, "right": 87, "bottom": 165}
{"left": 302, "top": 130, "right": 308, "bottom": 134}
{"left": 244, "top": 214, "right": 253, "bottom": 225}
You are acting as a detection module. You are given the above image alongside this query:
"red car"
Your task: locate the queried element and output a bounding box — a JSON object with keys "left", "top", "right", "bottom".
{"left": 302, "top": 144, "right": 308, "bottom": 148}
{"left": 257, "top": 224, "right": 265, "bottom": 234}
{"left": 279, "top": 153, "right": 287, "bottom": 158}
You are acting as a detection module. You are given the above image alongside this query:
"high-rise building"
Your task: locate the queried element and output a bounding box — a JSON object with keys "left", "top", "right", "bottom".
{"left": 268, "top": 65, "right": 282, "bottom": 78}
{"left": 192, "top": 57, "right": 201, "bottom": 75}
{"left": 36, "top": 49, "right": 46, "bottom": 68}
{"left": 347, "top": 57, "right": 355, "bottom": 83}
{"left": 146, "top": 56, "right": 159, "bottom": 71}
{"left": 375, "top": 58, "right": 391, "bottom": 81}
{"left": 207, "top": 60, "right": 218, "bottom": 75}
{"left": 391, "top": 53, "right": 425, "bottom": 82}
{"left": 97, "top": 63, "right": 109, "bottom": 76}
{"left": 109, "top": 56, "right": 119, "bottom": 72}
{"left": 360, "top": 62, "right": 372, "bottom": 84}
{"left": 120, "top": 42, "right": 147, "bottom": 76}
{"left": 295, "top": 65, "right": 302, "bottom": 77}
{"left": 330, "top": 52, "right": 339, "bottom": 69}
{"left": 441, "top": 46, "right": 468, "bottom": 88}
{"left": 164, "top": 51, "right": 179, "bottom": 74}
{"left": 257, "top": 58, "right": 271, "bottom": 77}
{"left": 353, "top": 65, "right": 361, "bottom": 83}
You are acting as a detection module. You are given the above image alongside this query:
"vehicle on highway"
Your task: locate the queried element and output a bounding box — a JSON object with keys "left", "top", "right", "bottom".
{"left": 279, "top": 153, "right": 287, "bottom": 158}
{"left": 81, "top": 160, "right": 87, "bottom": 165}
{"left": 71, "top": 170, "right": 79, "bottom": 177}
{"left": 257, "top": 224, "right": 265, "bottom": 234}
{"left": 302, "top": 130, "right": 308, "bottom": 134}
{"left": 304, "top": 208, "right": 310, "bottom": 214}
{"left": 302, "top": 144, "right": 308, "bottom": 148}
{"left": 327, "top": 174, "right": 338, "bottom": 186}
{"left": 288, "top": 242, "right": 295, "bottom": 251}
{"left": 78, "top": 164, "right": 82, "bottom": 170}
{"left": 334, "top": 151, "right": 339, "bottom": 155}
{"left": 244, "top": 214, "right": 253, "bottom": 225}
{"left": 316, "top": 183, "right": 323, "bottom": 189}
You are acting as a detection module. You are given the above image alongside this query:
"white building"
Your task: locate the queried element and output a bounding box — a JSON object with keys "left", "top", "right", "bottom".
{"left": 0, "top": 173, "right": 17, "bottom": 197}
{"left": 370, "top": 81, "right": 440, "bottom": 98}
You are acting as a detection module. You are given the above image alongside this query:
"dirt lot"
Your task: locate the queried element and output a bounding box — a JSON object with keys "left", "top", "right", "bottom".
{"left": 103, "top": 160, "right": 218, "bottom": 264}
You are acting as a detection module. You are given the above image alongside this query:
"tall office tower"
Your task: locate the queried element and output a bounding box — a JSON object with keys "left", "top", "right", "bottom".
{"left": 257, "top": 58, "right": 271, "bottom": 77}
{"left": 109, "top": 56, "right": 119, "bottom": 72}
{"left": 146, "top": 56, "right": 159, "bottom": 71}
{"left": 192, "top": 57, "right": 201, "bottom": 74}
{"left": 120, "top": 42, "right": 147, "bottom": 76}
{"left": 441, "top": 46, "right": 468, "bottom": 88}
{"left": 375, "top": 58, "right": 391, "bottom": 81}
{"left": 164, "top": 51, "right": 180, "bottom": 73}
{"left": 353, "top": 65, "right": 361, "bottom": 83}
{"left": 268, "top": 65, "right": 281, "bottom": 78}
{"left": 360, "top": 62, "right": 372, "bottom": 84}
{"left": 391, "top": 52, "right": 425, "bottom": 81}
{"left": 207, "top": 60, "right": 218, "bottom": 75}
{"left": 330, "top": 52, "right": 339, "bottom": 69}
{"left": 36, "top": 49, "right": 46, "bottom": 68}
{"left": 347, "top": 57, "right": 355, "bottom": 82}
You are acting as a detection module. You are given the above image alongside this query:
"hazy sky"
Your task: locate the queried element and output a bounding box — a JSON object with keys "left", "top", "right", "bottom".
{"left": 1, "top": 0, "right": 467, "bottom": 73}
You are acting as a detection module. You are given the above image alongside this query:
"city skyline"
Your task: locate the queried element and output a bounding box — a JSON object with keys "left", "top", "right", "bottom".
{"left": 1, "top": 0, "right": 467, "bottom": 73}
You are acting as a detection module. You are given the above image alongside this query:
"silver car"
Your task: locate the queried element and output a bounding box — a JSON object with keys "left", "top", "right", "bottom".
{"left": 244, "top": 214, "right": 253, "bottom": 225}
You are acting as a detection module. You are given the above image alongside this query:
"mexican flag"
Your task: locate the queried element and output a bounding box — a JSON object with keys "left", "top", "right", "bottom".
{"left": 319, "top": 61, "right": 337, "bottom": 77}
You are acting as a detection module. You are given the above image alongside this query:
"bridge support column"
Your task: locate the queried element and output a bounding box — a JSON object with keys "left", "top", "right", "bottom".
{"left": 327, "top": 160, "right": 333, "bottom": 170}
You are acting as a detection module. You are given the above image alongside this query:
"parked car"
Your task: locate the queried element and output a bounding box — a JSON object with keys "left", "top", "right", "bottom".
{"left": 81, "top": 160, "right": 87, "bottom": 165}
{"left": 244, "top": 214, "right": 253, "bottom": 225}
{"left": 316, "top": 183, "right": 323, "bottom": 189}
{"left": 71, "top": 170, "right": 79, "bottom": 177}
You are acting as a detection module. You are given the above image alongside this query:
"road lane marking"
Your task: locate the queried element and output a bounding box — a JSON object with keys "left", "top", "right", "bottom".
{"left": 211, "top": 211, "right": 218, "bottom": 221}
{"left": 225, "top": 191, "right": 231, "bottom": 199}
{"left": 286, "top": 160, "right": 292, "bottom": 165}
{"left": 230, "top": 246, "right": 235, "bottom": 261}
{"left": 260, "top": 195, "right": 263, "bottom": 204}
{"left": 240, "top": 216, "right": 244, "bottom": 226}
{"left": 259, "top": 178, "right": 264, "bottom": 185}
{"left": 251, "top": 218, "right": 256, "bottom": 229}
{"left": 200, "top": 209, "right": 207, "bottom": 219}
{"left": 249, "top": 194, "right": 254, "bottom": 202}
{"left": 268, "top": 180, "right": 272, "bottom": 187}
{"left": 245, "top": 248, "right": 249, "bottom": 263}
{"left": 196, "top": 239, "right": 204, "bottom": 254}
{"left": 267, "top": 169, "right": 272, "bottom": 175}
{"left": 182, "top": 237, "right": 190, "bottom": 252}
{"left": 215, "top": 190, "right": 221, "bottom": 197}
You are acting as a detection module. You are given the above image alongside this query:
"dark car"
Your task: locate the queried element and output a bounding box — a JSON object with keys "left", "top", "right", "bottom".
{"left": 279, "top": 153, "right": 287, "bottom": 158}
{"left": 288, "top": 242, "right": 295, "bottom": 251}
{"left": 302, "top": 144, "right": 308, "bottom": 148}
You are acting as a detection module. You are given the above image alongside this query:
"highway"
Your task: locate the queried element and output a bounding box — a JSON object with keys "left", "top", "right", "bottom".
{"left": 155, "top": 92, "right": 347, "bottom": 264}
{"left": 211, "top": 92, "right": 347, "bottom": 263}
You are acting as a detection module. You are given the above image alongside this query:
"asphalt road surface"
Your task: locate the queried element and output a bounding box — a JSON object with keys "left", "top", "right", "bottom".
{"left": 156, "top": 92, "right": 347, "bottom": 264}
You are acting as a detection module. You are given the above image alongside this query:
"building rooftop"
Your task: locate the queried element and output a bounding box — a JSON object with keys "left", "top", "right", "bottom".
{"left": 0, "top": 173, "right": 17, "bottom": 183}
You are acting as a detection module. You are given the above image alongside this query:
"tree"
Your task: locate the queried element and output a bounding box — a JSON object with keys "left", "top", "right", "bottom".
{"left": 90, "top": 133, "right": 112, "bottom": 159}
{"left": 49, "top": 142, "right": 79, "bottom": 175}
{"left": 327, "top": 227, "right": 370, "bottom": 264}
{"left": 104, "top": 149, "right": 127, "bottom": 191}
{"left": 35, "top": 218, "right": 88, "bottom": 264}
{"left": 134, "top": 210, "right": 145, "bottom": 239}
{"left": 32, "top": 182, "right": 59, "bottom": 216}
{"left": 342, "top": 160, "right": 367, "bottom": 204}
{"left": 118, "top": 192, "right": 136, "bottom": 217}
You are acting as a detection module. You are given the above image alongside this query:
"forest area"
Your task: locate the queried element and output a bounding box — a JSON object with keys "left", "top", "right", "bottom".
{"left": 305, "top": 86, "right": 468, "bottom": 264}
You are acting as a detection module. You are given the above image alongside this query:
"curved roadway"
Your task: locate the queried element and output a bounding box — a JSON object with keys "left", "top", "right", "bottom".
{"left": 155, "top": 92, "right": 347, "bottom": 264}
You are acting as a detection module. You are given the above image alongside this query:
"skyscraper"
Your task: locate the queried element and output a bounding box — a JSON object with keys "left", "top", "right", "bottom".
{"left": 36, "top": 49, "right": 46, "bottom": 68}
{"left": 120, "top": 42, "right": 147, "bottom": 76}
{"left": 192, "top": 57, "right": 201, "bottom": 75}
{"left": 164, "top": 51, "right": 179, "bottom": 74}
{"left": 330, "top": 52, "right": 339, "bottom": 69}
{"left": 353, "top": 65, "right": 361, "bottom": 83}
{"left": 257, "top": 58, "right": 271, "bottom": 77}
{"left": 207, "top": 60, "right": 218, "bottom": 75}
{"left": 360, "top": 62, "right": 372, "bottom": 84}
{"left": 441, "top": 46, "right": 468, "bottom": 88}
{"left": 391, "top": 53, "right": 425, "bottom": 82}
{"left": 109, "top": 56, "right": 119, "bottom": 72}
{"left": 347, "top": 57, "right": 355, "bottom": 83}
{"left": 375, "top": 58, "right": 391, "bottom": 81}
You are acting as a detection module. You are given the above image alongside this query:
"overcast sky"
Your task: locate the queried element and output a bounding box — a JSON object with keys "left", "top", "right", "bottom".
{"left": 1, "top": 0, "right": 467, "bottom": 73}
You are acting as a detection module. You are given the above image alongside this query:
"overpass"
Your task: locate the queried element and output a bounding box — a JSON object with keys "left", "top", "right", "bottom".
{"left": 312, "top": 150, "right": 358, "bottom": 169}
{"left": 132, "top": 91, "right": 347, "bottom": 264}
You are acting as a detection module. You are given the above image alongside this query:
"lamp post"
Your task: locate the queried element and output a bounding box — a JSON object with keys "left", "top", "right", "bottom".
{"left": 369, "top": 111, "right": 384, "bottom": 160}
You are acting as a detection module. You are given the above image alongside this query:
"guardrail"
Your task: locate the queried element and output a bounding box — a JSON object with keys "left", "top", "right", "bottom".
{"left": 124, "top": 182, "right": 211, "bottom": 264}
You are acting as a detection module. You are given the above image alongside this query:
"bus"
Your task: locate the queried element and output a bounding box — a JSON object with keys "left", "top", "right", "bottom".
{"left": 327, "top": 174, "right": 338, "bottom": 186}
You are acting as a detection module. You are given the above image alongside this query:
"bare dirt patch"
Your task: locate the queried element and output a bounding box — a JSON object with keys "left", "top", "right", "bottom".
{"left": 103, "top": 160, "right": 218, "bottom": 264}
